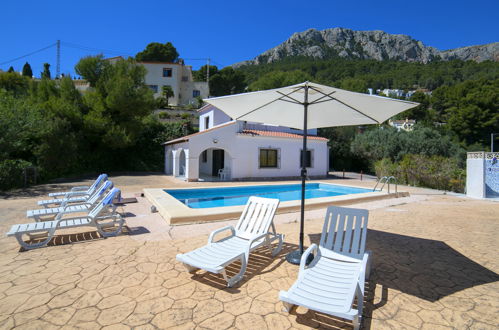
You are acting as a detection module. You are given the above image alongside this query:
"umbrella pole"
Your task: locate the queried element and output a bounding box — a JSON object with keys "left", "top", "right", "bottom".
{"left": 286, "top": 84, "right": 313, "bottom": 265}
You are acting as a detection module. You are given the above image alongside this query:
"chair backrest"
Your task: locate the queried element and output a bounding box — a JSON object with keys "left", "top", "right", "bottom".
{"left": 234, "top": 196, "right": 280, "bottom": 239}
{"left": 89, "top": 188, "right": 120, "bottom": 218}
{"left": 87, "top": 180, "right": 113, "bottom": 205}
{"left": 319, "top": 206, "right": 369, "bottom": 261}
{"left": 89, "top": 174, "right": 107, "bottom": 192}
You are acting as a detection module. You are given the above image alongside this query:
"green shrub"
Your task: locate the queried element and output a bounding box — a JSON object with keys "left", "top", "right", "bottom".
{"left": 374, "top": 154, "right": 465, "bottom": 192}
{"left": 158, "top": 112, "right": 170, "bottom": 119}
{"left": 180, "top": 113, "right": 191, "bottom": 120}
{"left": 0, "top": 159, "right": 33, "bottom": 190}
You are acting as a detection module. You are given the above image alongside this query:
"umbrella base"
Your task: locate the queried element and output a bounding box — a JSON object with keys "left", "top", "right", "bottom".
{"left": 286, "top": 249, "right": 314, "bottom": 265}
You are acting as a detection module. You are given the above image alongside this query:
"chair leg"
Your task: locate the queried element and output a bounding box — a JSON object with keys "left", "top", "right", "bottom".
{"left": 271, "top": 234, "right": 284, "bottom": 257}
{"left": 222, "top": 253, "right": 247, "bottom": 287}
{"left": 282, "top": 301, "right": 295, "bottom": 313}
{"left": 183, "top": 263, "right": 197, "bottom": 273}
{"left": 352, "top": 314, "right": 361, "bottom": 330}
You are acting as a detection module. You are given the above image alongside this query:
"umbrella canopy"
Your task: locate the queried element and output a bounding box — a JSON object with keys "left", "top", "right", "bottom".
{"left": 204, "top": 81, "right": 419, "bottom": 264}
{"left": 204, "top": 82, "right": 419, "bottom": 129}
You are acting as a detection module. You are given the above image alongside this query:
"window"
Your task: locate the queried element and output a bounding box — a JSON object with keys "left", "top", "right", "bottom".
{"left": 204, "top": 116, "right": 210, "bottom": 130}
{"left": 162, "top": 68, "right": 172, "bottom": 77}
{"left": 147, "top": 85, "right": 158, "bottom": 93}
{"left": 193, "top": 90, "right": 201, "bottom": 97}
{"left": 260, "top": 149, "right": 279, "bottom": 168}
{"left": 202, "top": 150, "right": 207, "bottom": 163}
{"left": 300, "top": 150, "right": 313, "bottom": 168}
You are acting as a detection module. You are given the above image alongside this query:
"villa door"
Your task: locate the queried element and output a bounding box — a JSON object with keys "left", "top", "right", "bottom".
{"left": 212, "top": 150, "right": 225, "bottom": 176}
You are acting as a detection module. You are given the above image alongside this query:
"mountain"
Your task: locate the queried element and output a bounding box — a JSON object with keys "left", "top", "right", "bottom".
{"left": 233, "top": 28, "right": 498, "bottom": 67}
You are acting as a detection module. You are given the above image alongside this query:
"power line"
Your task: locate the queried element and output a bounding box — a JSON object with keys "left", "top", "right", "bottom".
{"left": 0, "top": 43, "right": 56, "bottom": 65}
{"left": 61, "top": 41, "right": 134, "bottom": 57}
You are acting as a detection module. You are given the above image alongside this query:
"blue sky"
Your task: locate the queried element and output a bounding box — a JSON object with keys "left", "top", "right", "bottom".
{"left": 1, "top": 0, "right": 498, "bottom": 77}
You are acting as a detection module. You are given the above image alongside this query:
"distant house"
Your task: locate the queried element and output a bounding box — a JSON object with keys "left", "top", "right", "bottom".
{"left": 163, "top": 105, "right": 329, "bottom": 181}
{"left": 76, "top": 56, "right": 209, "bottom": 107}
{"left": 389, "top": 118, "right": 416, "bottom": 131}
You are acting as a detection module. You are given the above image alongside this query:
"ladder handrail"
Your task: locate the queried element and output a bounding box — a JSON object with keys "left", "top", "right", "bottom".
{"left": 374, "top": 176, "right": 398, "bottom": 193}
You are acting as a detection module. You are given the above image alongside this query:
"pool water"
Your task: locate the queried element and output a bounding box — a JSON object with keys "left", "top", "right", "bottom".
{"left": 164, "top": 183, "right": 371, "bottom": 209}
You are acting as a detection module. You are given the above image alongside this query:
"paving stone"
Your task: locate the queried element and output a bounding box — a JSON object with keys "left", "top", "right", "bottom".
{"left": 0, "top": 293, "right": 29, "bottom": 315}
{"left": 98, "top": 294, "right": 132, "bottom": 309}
{"left": 13, "top": 305, "right": 49, "bottom": 326}
{"left": 417, "top": 309, "right": 451, "bottom": 326}
{"left": 224, "top": 296, "right": 253, "bottom": 316}
{"left": 250, "top": 300, "right": 275, "bottom": 315}
{"left": 151, "top": 308, "right": 193, "bottom": 328}
{"left": 193, "top": 299, "right": 224, "bottom": 323}
{"left": 135, "top": 296, "right": 174, "bottom": 314}
{"left": 98, "top": 301, "right": 137, "bottom": 326}
{"left": 168, "top": 282, "right": 196, "bottom": 300}
{"left": 69, "top": 307, "right": 100, "bottom": 324}
{"left": 199, "top": 312, "right": 235, "bottom": 329}
{"left": 72, "top": 290, "right": 102, "bottom": 309}
{"left": 235, "top": 313, "right": 268, "bottom": 329}
{"left": 48, "top": 287, "right": 86, "bottom": 309}
{"left": 264, "top": 313, "right": 292, "bottom": 329}
{"left": 15, "top": 292, "right": 52, "bottom": 313}
{"left": 102, "top": 323, "right": 131, "bottom": 330}
{"left": 42, "top": 306, "right": 76, "bottom": 326}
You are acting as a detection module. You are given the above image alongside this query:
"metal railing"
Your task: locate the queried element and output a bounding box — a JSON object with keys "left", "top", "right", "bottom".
{"left": 373, "top": 176, "right": 398, "bottom": 194}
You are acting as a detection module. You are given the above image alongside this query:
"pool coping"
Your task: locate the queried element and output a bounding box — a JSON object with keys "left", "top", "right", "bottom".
{"left": 143, "top": 181, "right": 409, "bottom": 225}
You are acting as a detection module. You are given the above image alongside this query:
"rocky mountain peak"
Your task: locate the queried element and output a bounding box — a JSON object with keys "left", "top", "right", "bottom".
{"left": 233, "top": 28, "right": 498, "bottom": 67}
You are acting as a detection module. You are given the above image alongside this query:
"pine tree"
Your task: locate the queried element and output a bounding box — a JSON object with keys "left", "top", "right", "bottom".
{"left": 22, "top": 62, "right": 33, "bottom": 77}
{"left": 7, "top": 66, "right": 15, "bottom": 73}
{"left": 41, "top": 63, "right": 51, "bottom": 79}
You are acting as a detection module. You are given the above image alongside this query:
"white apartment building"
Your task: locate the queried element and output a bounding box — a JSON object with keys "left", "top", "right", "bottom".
{"left": 107, "top": 57, "right": 209, "bottom": 106}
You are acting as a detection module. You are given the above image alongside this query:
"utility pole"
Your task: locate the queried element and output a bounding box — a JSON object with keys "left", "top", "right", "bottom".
{"left": 206, "top": 58, "right": 210, "bottom": 97}
{"left": 56, "top": 40, "right": 61, "bottom": 79}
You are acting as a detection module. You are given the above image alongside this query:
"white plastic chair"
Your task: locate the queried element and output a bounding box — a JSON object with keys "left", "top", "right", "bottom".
{"left": 279, "top": 206, "right": 371, "bottom": 330}
{"left": 7, "top": 188, "right": 124, "bottom": 250}
{"left": 218, "top": 168, "right": 230, "bottom": 181}
{"left": 176, "top": 196, "right": 283, "bottom": 287}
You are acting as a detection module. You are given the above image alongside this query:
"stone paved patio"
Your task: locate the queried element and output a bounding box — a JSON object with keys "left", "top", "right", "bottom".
{"left": 0, "top": 174, "right": 498, "bottom": 329}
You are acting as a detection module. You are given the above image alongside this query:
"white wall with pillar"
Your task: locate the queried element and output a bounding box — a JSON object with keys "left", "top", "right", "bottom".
{"left": 466, "top": 152, "right": 499, "bottom": 198}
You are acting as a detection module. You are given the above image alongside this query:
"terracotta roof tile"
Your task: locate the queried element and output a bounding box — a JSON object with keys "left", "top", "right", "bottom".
{"left": 163, "top": 121, "right": 236, "bottom": 145}
{"left": 239, "top": 129, "right": 329, "bottom": 141}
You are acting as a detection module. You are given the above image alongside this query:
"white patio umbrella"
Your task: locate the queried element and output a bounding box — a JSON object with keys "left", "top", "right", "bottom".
{"left": 204, "top": 81, "right": 418, "bottom": 264}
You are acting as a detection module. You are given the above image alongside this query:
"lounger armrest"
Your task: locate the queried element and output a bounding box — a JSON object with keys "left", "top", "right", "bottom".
{"left": 248, "top": 233, "right": 268, "bottom": 249}
{"left": 299, "top": 244, "right": 318, "bottom": 274}
{"left": 208, "top": 226, "right": 235, "bottom": 243}
{"left": 358, "top": 250, "right": 372, "bottom": 291}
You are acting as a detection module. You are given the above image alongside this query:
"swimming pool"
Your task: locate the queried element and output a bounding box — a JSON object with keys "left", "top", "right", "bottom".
{"left": 164, "top": 183, "right": 371, "bottom": 208}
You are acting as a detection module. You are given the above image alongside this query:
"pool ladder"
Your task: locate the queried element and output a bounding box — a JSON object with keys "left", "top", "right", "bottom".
{"left": 373, "top": 176, "right": 398, "bottom": 194}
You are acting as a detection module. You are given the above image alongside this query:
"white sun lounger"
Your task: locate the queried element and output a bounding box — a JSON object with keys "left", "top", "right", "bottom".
{"left": 27, "top": 181, "right": 114, "bottom": 221}
{"left": 279, "top": 206, "right": 372, "bottom": 330}
{"left": 176, "top": 196, "right": 283, "bottom": 287}
{"left": 7, "top": 188, "right": 124, "bottom": 250}
{"left": 48, "top": 174, "right": 107, "bottom": 198}
{"left": 37, "top": 178, "right": 110, "bottom": 208}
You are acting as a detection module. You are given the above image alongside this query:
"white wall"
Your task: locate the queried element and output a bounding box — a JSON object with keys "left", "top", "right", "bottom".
{"left": 182, "top": 123, "right": 328, "bottom": 180}
{"left": 198, "top": 109, "right": 232, "bottom": 131}
{"left": 466, "top": 152, "right": 485, "bottom": 198}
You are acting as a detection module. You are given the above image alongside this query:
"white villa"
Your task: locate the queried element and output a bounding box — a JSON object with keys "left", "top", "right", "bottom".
{"left": 163, "top": 104, "right": 330, "bottom": 181}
